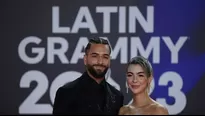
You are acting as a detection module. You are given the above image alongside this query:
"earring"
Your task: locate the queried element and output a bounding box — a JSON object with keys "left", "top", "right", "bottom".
{"left": 147, "top": 83, "right": 151, "bottom": 94}
{"left": 125, "top": 82, "right": 129, "bottom": 93}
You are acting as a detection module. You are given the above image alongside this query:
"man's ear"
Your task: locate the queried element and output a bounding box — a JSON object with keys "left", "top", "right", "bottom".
{"left": 83, "top": 54, "right": 87, "bottom": 65}
{"left": 108, "top": 55, "right": 111, "bottom": 67}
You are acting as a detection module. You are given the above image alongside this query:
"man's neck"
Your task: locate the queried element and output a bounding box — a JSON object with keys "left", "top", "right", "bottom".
{"left": 86, "top": 71, "right": 105, "bottom": 84}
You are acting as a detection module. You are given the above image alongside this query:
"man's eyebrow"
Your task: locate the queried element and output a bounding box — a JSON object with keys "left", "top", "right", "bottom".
{"left": 90, "top": 53, "right": 109, "bottom": 56}
{"left": 90, "top": 53, "right": 98, "bottom": 55}
{"left": 103, "top": 54, "right": 109, "bottom": 56}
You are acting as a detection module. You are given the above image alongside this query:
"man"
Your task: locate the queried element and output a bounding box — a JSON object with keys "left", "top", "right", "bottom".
{"left": 53, "top": 37, "right": 124, "bottom": 115}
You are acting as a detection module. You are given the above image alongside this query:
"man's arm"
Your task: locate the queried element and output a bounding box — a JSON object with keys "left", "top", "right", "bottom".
{"left": 117, "top": 93, "right": 124, "bottom": 115}
{"left": 52, "top": 87, "right": 74, "bottom": 115}
{"left": 120, "top": 94, "right": 124, "bottom": 107}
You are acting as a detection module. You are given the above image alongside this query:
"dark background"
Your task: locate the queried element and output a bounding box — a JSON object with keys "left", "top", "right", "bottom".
{"left": 1, "top": 0, "right": 205, "bottom": 115}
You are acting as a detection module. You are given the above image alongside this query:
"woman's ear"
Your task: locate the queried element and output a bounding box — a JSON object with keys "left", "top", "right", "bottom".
{"left": 147, "top": 76, "right": 153, "bottom": 94}
{"left": 148, "top": 75, "right": 153, "bottom": 84}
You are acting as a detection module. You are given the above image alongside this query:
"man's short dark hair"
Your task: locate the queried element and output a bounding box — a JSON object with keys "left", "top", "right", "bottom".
{"left": 85, "top": 37, "right": 112, "bottom": 55}
{"left": 127, "top": 56, "right": 153, "bottom": 77}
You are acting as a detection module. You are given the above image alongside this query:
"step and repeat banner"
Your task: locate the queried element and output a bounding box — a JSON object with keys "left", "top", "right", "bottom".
{"left": 1, "top": 0, "right": 205, "bottom": 115}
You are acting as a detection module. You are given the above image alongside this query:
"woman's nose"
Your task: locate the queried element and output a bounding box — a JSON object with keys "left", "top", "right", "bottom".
{"left": 132, "top": 76, "right": 138, "bottom": 83}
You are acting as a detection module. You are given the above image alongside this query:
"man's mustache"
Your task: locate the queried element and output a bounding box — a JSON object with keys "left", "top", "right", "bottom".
{"left": 92, "top": 64, "right": 106, "bottom": 68}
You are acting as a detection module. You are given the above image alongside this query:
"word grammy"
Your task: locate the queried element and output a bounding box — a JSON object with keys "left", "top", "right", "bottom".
{"left": 18, "top": 36, "right": 188, "bottom": 64}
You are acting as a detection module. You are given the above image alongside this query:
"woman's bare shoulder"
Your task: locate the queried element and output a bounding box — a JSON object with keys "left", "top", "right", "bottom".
{"left": 118, "top": 105, "right": 131, "bottom": 115}
{"left": 151, "top": 102, "right": 169, "bottom": 115}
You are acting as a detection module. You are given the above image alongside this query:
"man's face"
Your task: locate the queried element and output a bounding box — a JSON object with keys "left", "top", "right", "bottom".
{"left": 84, "top": 44, "right": 110, "bottom": 79}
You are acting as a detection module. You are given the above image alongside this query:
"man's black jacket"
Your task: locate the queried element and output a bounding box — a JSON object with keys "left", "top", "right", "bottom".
{"left": 53, "top": 72, "right": 124, "bottom": 115}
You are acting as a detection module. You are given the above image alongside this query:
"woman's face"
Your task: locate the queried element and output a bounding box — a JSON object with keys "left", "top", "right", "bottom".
{"left": 126, "top": 64, "right": 152, "bottom": 95}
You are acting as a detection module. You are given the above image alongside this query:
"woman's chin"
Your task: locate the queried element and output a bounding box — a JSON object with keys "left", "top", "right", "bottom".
{"left": 131, "top": 87, "right": 147, "bottom": 95}
{"left": 131, "top": 89, "right": 141, "bottom": 95}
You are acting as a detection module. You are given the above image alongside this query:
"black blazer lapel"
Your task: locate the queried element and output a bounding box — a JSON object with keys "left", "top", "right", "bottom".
{"left": 104, "top": 84, "right": 116, "bottom": 114}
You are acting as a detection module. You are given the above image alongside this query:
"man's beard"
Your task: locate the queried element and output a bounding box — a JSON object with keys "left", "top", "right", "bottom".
{"left": 86, "top": 64, "right": 109, "bottom": 79}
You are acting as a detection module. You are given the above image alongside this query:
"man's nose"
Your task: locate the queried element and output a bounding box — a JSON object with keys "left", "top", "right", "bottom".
{"left": 97, "top": 56, "right": 103, "bottom": 64}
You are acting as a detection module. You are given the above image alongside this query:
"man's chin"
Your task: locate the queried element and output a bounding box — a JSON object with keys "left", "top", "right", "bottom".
{"left": 93, "top": 73, "right": 105, "bottom": 79}
{"left": 86, "top": 66, "right": 108, "bottom": 79}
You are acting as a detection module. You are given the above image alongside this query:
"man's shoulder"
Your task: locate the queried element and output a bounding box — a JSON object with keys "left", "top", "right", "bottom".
{"left": 60, "top": 77, "right": 81, "bottom": 90}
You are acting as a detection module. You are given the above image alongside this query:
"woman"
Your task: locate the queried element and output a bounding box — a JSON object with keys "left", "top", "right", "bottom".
{"left": 119, "top": 56, "right": 169, "bottom": 115}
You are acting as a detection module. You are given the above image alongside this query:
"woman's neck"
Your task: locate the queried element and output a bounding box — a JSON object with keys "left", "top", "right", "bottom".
{"left": 132, "top": 92, "right": 152, "bottom": 108}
